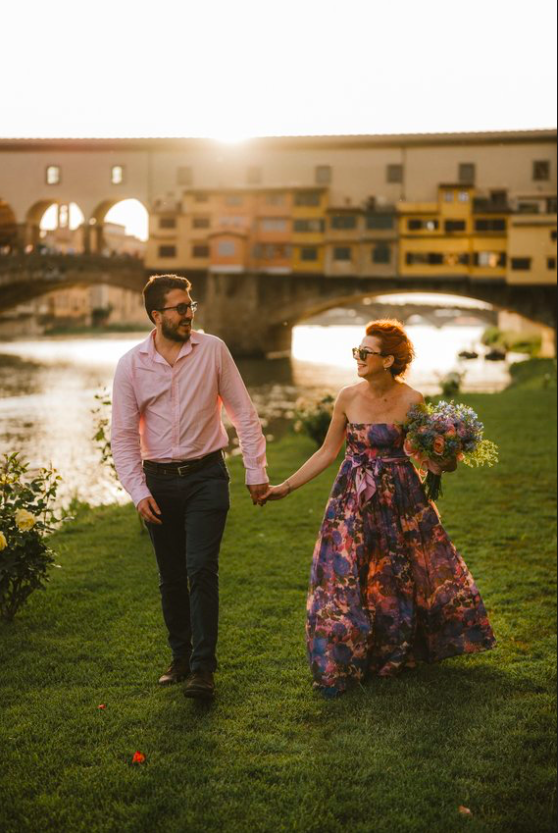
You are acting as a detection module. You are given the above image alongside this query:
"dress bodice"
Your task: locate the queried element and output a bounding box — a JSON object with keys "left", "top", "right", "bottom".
{"left": 346, "top": 423, "right": 406, "bottom": 460}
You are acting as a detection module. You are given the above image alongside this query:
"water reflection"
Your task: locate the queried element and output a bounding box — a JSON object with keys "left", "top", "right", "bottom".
{"left": 0, "top": 323, "right": 516, "bottom": 505}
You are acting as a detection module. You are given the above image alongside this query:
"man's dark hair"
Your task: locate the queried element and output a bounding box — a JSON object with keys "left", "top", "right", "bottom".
{"left": 143, "top": 274, "right": 193, "bottom": 323}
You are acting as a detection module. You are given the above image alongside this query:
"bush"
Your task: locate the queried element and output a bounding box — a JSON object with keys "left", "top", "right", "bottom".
{"left": 439, "top": 371, "right": 465, "bottom": 399}
{"left": 508, "top": 358, "right": 557, "bottom": 390}
{"left": 0, "top": 454, "right": 64, "bottom": 622}
{"left": 482, "top": 327, "right": 542, "bottom": 357}
{"left": 294, "top": 395, "right": 335, "bottom": 447}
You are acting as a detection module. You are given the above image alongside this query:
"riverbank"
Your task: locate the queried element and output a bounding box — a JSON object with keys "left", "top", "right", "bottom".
{"left": 0, "top": 381, "right": 556, "bottom": 832}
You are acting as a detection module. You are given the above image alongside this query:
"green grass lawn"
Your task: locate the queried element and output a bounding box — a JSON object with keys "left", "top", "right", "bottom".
{"left": 0, "top": 384, "right": 556, "bottom": 833}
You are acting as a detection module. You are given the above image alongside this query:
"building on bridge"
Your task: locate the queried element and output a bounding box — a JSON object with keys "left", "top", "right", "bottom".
{"left": 0, "top": 130, "right": 556, "bottom": 352}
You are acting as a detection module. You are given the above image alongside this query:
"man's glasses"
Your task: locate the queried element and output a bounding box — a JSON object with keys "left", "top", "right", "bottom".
{"left": 156, "top": 302, "right": 199, "bottom": 316}
{"left": 352, "top": 347, "right": 386, "bottom": 361}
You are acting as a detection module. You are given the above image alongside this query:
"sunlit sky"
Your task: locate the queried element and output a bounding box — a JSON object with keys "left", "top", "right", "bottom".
{"left": 1, "top": 0, "right": 556, "bottom": 140}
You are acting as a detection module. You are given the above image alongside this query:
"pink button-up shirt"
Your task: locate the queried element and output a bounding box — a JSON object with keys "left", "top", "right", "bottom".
{"left": 111, "top": 330, "right": 268, "bottom": 506}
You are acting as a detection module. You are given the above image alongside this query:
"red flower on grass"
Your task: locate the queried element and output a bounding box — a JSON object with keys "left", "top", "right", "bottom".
{"left": 132, "top": 751, "right": 146, "bottom": 765}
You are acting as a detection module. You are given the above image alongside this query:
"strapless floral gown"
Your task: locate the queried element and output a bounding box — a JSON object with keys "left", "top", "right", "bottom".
{"left": 306, "top": 424, "right": 496, "bottom": 696}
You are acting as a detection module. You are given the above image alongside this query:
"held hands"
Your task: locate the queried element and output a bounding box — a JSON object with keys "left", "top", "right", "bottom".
{"left": 248, "top": 482, "right": 292, "bottom": 506}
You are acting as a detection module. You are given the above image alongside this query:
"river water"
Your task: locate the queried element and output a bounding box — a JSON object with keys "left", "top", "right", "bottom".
{"left": 0, "top": 322, "right": 518, "bottom": 506}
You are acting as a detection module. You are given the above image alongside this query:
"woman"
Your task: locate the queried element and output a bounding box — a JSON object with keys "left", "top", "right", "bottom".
{"left": 265, "top": 320, "right": 496, "bottom": 698}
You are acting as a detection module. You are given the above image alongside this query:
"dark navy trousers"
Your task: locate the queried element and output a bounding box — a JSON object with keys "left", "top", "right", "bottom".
{"left": 145, "top": 459, "right": 230, "bottom": 673}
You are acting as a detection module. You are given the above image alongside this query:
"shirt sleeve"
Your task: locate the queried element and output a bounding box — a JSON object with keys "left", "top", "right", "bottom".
{"left": 217, "top": 341, "right": 269, "bottom": 485}
{"left": 111, "top": 355, "right": 152, "bottom": 507}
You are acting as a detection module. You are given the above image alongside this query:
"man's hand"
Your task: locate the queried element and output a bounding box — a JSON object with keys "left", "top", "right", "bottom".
{"left": 137, "top": 496, "right": 163, "bottom": 525}
{"left": 247, "top": 484, "right": 270, "bottom": 507}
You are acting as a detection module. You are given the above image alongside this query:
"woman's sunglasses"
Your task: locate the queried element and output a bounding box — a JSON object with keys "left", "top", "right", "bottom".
{"left": 352, "top": 347, "right": 386, "bottom": 361}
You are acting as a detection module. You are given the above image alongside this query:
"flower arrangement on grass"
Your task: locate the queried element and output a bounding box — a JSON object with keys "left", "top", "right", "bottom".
{"left": 294, "top": 394, "right": 335, "bottom": 448}
{"left": 0, "top": 453, "right": 64, "bottom": 622}
{"left": 402, "top": 401, "right": 499, "bottom": 501}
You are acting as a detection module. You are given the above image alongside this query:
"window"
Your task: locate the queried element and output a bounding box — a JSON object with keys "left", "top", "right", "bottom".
{"left": 158, "top": 245, "right": 177, "bottom": 258}
{"left": 443, "top": 191, "right": 454, "bottom": 203}
{"left": 218, "top": 216, "right": 246, "bottom": 228}
{"left": 111, "top": 165, "right": 125, "bottom": 185}
{"left": 474, "top": 252, "right": 506, "bottom": 268}
{"left": 372, "top": 245, "right": 392, "bottom": 264}
{"left": 548, "top": 257, "right": 557, "bottom": 270}
{"left": 260, "top": 218, "right": 288, "bottom": 233}
{"left": 46, "top": 165, "right": 61, "bottom": 185}
{"left": 294, "top": 191, "right": 321, "bottom": 207}
{"left": 261, "top": 244, "right": 291, "bottom": 260}
{"left": 511, "top": 258, "right": 532, "bottom": 270}
{"left": 490, "top": 190, "right": 508, "bottom": 208}
{"left": 533, "top": 160, "right": 551, "bottom": 181}
{"left": 547, "top": 198, "right": 558, "bottom": 214}
{"left": 193, "top": 217, "right": 211, "bottom": 229}
{"left": 365, "top": 213, "right": 395, "bottom": 230}
{"left": 551, "top": 230, "right": 557, "bottom": 242}
{"left": 300, "top": 247, "right": 319, "bottom": 261}
{"left": 177, "top": 166, "right": 193, "bottom": 186}
{"left": 218, "top": 241, "right": 236, "bottom": 257}
{"left": 246, "top": 166, "right": 262, "bottom": 185}
{"left": 387, "top": 164, "right": 403, "bottom": 184}
{"left": 159, "top": 217, "right": 177, "bottom": 229}
{"left": 225, "top": 194, "right": 244, "bottom": 206}
{"left": 517, "top": 202, "right": 541, "bottom": 214}
{"left": 406, "top": 252, "right": 443, "bottom": 266}
{"left": 445, "top": 220, "right": 467, "bottom": 232}
{"left": 408, "top": 218, "right": 439, "bottom": 231}
{"left": 193, "top": 193, "right": 209, "bottom": 203}
{"left": 316, "top": 165, "right": 332, "bottom": 185}
{"left": 266, "top": 192, "right": 286, "bottom": 206}
{"left": 406, "top": 252, "right": 468, "bottom": 266}
{"left": 459, "top": 163, "right": 476, "bottom": 184}
{"left": 331, "top": 215, "right": 358, "bottom": 230}
{"left": 475, "top": 218, "right": 507, "bottom": 232}
{"left": 458, "top": 191, "right": 470, "bottom": 203}
{"left": 333, "top": 247, "right": 352, "bottom": 261}
{"left": 294, "top": 218, "right": 325, "bottom": 233}
{"left": 192, "top": 245, "right": 210, "bottom": 258}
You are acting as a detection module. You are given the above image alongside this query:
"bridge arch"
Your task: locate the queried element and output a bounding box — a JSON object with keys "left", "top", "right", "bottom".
{"left": 89, "top": 198, "right": 149, "bottom": 255}
{"left": 25, "top": 200, "right": 86, "bottom": 253}
{"left": 0, "top": 198, "right": 17, "bottom": 252}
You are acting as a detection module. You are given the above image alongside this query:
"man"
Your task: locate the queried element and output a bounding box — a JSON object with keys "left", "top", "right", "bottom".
{"left": 111, "top": 274, "right": 269, "bottom": 701}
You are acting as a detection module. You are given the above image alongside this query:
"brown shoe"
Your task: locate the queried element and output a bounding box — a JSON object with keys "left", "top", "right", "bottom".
{"left": 183, "top": 671, "right": 215, "bottom": 700}
{"left": 158, "top": 657, "right": 191, "bottom": 686}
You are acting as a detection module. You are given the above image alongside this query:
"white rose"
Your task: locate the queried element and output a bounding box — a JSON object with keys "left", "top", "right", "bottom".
{"left": 15, "top": 509, "right": 38, "bottom": 532}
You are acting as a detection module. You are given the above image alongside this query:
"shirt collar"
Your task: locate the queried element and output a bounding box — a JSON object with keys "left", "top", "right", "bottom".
{"left": 140, "top": 329, "right": 201, "bottom": 364}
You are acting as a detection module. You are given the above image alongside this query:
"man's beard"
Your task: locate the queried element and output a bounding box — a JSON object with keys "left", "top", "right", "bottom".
{"left": 161, "top": 319, "right": 192, "bottom": 343}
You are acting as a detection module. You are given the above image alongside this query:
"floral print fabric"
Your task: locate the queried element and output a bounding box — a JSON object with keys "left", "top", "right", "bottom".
{"left": 306, "top": 424, "right": 496, "bottom": 696}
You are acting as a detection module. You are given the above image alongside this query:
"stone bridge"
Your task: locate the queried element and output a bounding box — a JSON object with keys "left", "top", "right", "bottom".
{"left": 0, "top": 254, "right": 556, "bottom": 356}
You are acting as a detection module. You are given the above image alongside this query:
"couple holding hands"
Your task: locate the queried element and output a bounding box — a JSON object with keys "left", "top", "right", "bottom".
{"left": 112, "top": 275, "right": 495, "bottom": 701}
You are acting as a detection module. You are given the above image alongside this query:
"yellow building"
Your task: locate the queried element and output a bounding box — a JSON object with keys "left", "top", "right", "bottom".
{"left": 291, "top": 188, "right": 328, "bottom": 273}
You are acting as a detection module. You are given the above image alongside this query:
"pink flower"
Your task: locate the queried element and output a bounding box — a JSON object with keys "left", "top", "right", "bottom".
{"left": 404, "top": 439, "right": 416, "bottom": 456}
{"left": 433, "top": 436, "right": 446, "bottom": 455}
{"left": 446, "top": 425, "right": 457, "bottom": 436}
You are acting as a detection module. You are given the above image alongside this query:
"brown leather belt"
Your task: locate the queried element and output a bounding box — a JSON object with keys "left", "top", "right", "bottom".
{"left": 143, "top": 450, "right": 224, "bottom": 478}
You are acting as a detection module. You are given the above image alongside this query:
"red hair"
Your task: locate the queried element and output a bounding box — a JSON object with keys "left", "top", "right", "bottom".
{"left": 365, "top": 319, "right": 416, "bottom": 379}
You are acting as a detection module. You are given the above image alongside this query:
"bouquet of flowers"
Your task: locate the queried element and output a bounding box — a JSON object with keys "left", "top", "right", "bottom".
{"left": 402, "top": 401, "right": 499, "bottom": 501}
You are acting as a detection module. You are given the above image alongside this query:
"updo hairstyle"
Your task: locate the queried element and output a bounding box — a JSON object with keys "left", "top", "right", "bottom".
{"left": 365, "top": 319, "right": 416, "bottom": 379}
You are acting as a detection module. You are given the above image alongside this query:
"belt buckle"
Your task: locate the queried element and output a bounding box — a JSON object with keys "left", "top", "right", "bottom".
{"left": 177, "top": 463, "right": 194, "bottom": 477}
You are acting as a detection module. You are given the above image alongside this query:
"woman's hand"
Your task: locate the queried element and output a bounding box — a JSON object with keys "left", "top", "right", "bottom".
{"left": 262, "top": 483, "right": 292, "bottom": 503}
{"left": 428, "top": 457, "right": 458, "bottom": 476}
